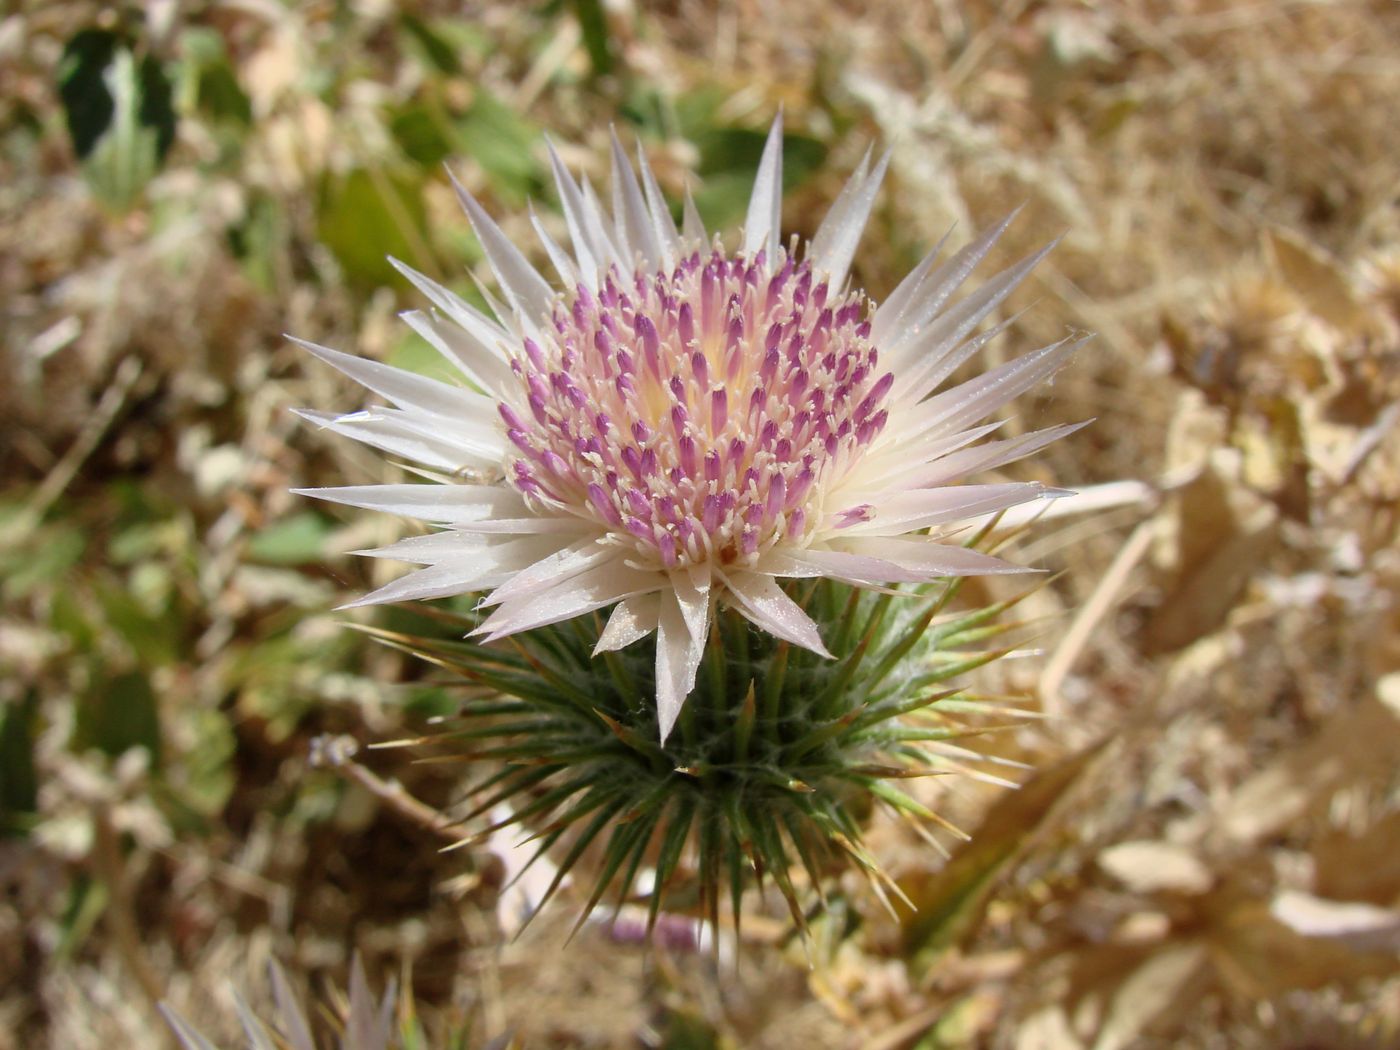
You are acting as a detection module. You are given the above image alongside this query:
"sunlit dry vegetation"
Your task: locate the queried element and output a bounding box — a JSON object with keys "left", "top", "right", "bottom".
{"left": 2, "top": 1, "right": 1397, "bottom": 1046}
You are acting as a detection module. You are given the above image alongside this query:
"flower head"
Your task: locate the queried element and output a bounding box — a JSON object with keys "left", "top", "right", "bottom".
{"left": 297, "top": 116, "right": 1086, "bottom": 740}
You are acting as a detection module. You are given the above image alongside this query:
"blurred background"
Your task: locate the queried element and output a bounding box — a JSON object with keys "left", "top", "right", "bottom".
{"left": 2, "top": 1, "right": 1398, "bottom": 1046}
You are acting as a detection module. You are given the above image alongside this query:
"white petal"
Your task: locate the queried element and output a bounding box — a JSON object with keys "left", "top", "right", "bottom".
{"left": 673, "top": 562, "right": 711, "bottom": 646}
{"left": 760, "top": 547, "right": 929, "bottom": 585}
{"left": 811, "top": 146, "right": 870, "bottom": 253}
{"left": 389, "top": 258, "right": 513, "bottom": 352}
{"left": 314, "top": 395, "right": 502, "bottom": 454}
{"left": 477, "top": 537, "right": 614, "bottom": 609}
{"left": 545, "top": 140, "right": 603, "bottom": 284}
{"left": 473, "top": 559, "right": 658, "bottom": 641}
{"left": 719, "top": 569, "right": 832, "bottom": 658}
{"left": 636, "top": 143, "right": 682, "bottom": 265}
{"left": 581, "top": 174, "right": 626, "bottom": 269}
{"left": 995, "top": 480, "right": 1147, "bottom": 530}
{"left": 399, "top": 309, "right": 516, "bottom": 397}
{"left": 892, "top": 241, "right": 1060, "bottom": 403}
{"left": 874, "top": 208, "right": 1020, "bottom": 352}
{"left": 465, "top": 268, "right": 540, "bottom": 341}
{"left": 293, "top": 483, "right": 526, "bottom": 523}
{"left": 871, "top": 225, "right": 954, "bottom": 339}
{"left": 594, "top": 593, "right": 661, "bottom": 654}
{"left": 296, "top": 408, "right": 499, "bottom": 472}
{"left": 902, "top": 336, "right": 1088, "bottom": 443}
{"left": 160, "top": 1007, "right": 219, "bottom": 1050}
{"left": 610, "top": 129, "right": 660, "bottom": 268}
{"left": 529, "top": 204, "right": 581, "bottom": 288}
{"left": 834, "top": 536, "right": 1035, "bottom": 576}
{"left": 444, "top": 517, "right": 584, "bottom": 535}
{"left": 352, "top": 529, "right": 496, "bottom": 562}
{"left": 894, "top": 312, "right": 1023, "bottom": 409}
{"left": 900, "top": 421, "right": 1089, "bottom": 489}
{"left": 830, "top": 482, "right": 1046, "bottom": 536}
{"left": 340, "top": 543, "right": 555, "bottom": 608}
{"left": 808, "top": 146, "right": 890, "bottom": 290}
{"left": 290, "top": 338, "right": 483, "bottom": 420}
{"left": 842, "top": 419, "right": 1006, "bottom": 493}
{"left": 742, "top": 112, "right": 783, "bottom": 266}
{"left": 233, "top": 999, "right": 281, "bottom": 1050}
{"left": 655, "top": 587, "right": 705, "bottom": 742}
{"left": 446, "top": 168, "right": 556, "bottom": 324}
{"left": 763, "top": 543, "right": 1027, "bottom": 585}
{"left": 681, "top": 183, "right": 707, "bottom": 247}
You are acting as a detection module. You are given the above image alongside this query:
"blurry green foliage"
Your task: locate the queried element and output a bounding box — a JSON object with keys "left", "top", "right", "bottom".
{"left": 397, "top": 13, "right": 491, "bottom": 75}
{"left": 248, "top": 511, "right": 336, "bottom": 566}
{"left": 693, "top": 127, "right": 827, "bottom": 187}
{"left": 0, "top": 692, "right": 40, "bottom": 833}
{"left": 398, "top": 685, "right": 459, "bottom": 720}
{"left": 400, "top": 12, "right": 464, "bottom": 76}
{"left": 388, "top": 86, "right": 545, "bottom": 201}
{"left": 673, "top": 92, "right": 830, "bottom": 228}
{"left": 164, "top": 708, "right": 238, "bottom": 821}
{"left": 455, "top": 89, "right": 542, "bottom": 201}
{"left": 387, "top": 326, "right": 463, "bottom": 383}
{"left": 176, "top": 27, "right": 252, "bottom": 129}
{"left": 390, "top": 103, "right": 455, "bottom": 170}
{"left": 73, "top": 670, "right": 162, "bottom": 767}
{"left": 94, "top": 573, "right": 183, "bottom": 667}
{"left": 228, "top": 624, "right": 361, "bottom": 744}
{"left": 570, "top": 0, "right": 615, "bottom": 77}
{"left": 319, "top": 167, "right": 430, "bottom": 289}
{"left": 58, "top": 28, "right": 176, "bottom": 213}
{"left": 0, "top": 516, "right": 86, "bottom": 601}
{"left": 50, "top": 587, "right": 97, "bottom": 653}
{"left": 56, "top": 873, "right": 108, "bottom": 962}
{"left": 658, "top": 1007, "right": 724, "bottom": 1050}
{"left": 228, "top": 190, "right": 291, "bottom": 292}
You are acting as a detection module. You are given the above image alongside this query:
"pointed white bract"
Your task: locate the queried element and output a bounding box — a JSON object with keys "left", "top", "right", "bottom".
{"left": 743, "top": 111, "right": 785, "bottom": 268}
{"left": 297, "top": 116, "right": 1085, "bottom": 740}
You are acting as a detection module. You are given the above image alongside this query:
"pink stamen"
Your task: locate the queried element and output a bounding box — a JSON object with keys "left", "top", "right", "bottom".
{"left": 497, "top": 250, "right": 881, "bottom": 568}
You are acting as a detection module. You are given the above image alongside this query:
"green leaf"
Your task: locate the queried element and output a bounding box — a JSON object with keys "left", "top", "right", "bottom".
{"left": 690, "top": 172, "right": 756, "bottom": 237}
{"left": 177, "top": 27, "right": 251, "bottom": 126}
{"left": 56, "top": 873, "right": 108, "bottom": 961}
{"left": 390, "top": 103, "right": 454, "bottom": 169}
{"left": 58, "top": 30, "right": 120, "bottom": 158}
{"left": 50, "top": 588, "right": 97, "bottom": 652}
{"left": 178, "top": 708, "right": 237, "bottom": 818}
{"left": 571, "top": 0, "right": 614, "bottom": 76}
{"left": 227, "top": 190, "right": 290, "bottom": 292}
{"left": 58, "top": 30, "right": 177, "bottom": 212}
{"left": 93, "top": 577, "right": 181, "bottom": 667}
{"left": 456, "top": 91, "right": 541, "bottom": 202}
{"left": 657, "top": 1007, "right": 722, "bottom": 1050}
{"left": 690, "top": 127, "right": 828, "bottom": 229}
{"left": 318, "top": 167, "right": 429, "bottom": 289}
{"left": 0, "top": 691, "right": 39, "bottom": 832}
{"left": 386, "top": 326, "right": 463, "bottom": 382}
{"left": 247, "top": 512, "right": 335, "bottom": 565}
{"left": 398, "top": 14, "right": 463, "bottom": 75}
{"left": 0, "top": 521, "right": 85, "bottom": 600}
{"left": 73, "top": 670, "right": 162, "bottom": 766}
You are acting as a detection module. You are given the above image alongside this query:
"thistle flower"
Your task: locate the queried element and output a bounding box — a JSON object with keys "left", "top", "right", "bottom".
{"left": 296, "top": 117, "right": 1087, "bottom": 929}
{"left": 296, "top": 116, "right": 1086, "bottom": 741}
